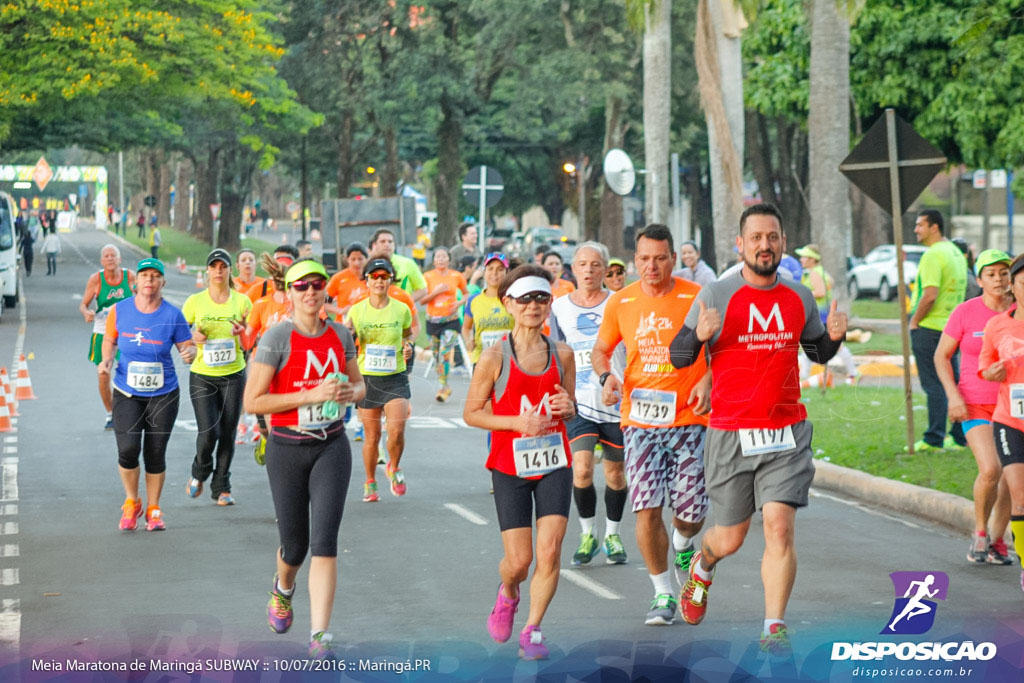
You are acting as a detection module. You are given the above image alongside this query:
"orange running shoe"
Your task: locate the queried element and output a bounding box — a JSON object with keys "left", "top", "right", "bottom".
{"left": 145, "top": 506, "right": 166, "bottom": 531}
{"left": 119, "top": 498, "right": 142, "bottom": 531}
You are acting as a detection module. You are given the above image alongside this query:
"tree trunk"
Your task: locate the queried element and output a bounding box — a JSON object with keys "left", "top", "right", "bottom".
{"left": 218, "top": 188, "right": 243, "bottom": 253}
{"left": 808, "top": 0, "right": 851, "bottom": 303}
{"left": 193, "top": 148, "right": 219, "bottom": 245}
{"left": 643, "top": 0, "right": 671, "bottom": 224}
{"left": 173, "top": 158, "right": 191, "bottom": 233}
{"left": 434, "top": 95, "right": 462, "bottom": 248}
{"left": 157, "top": 159, "right": 172, "bottom": 227}
{"left": 335, "top": 110, "right": 357, "bottom": 199}
{"left": 599, "top": 92, "right": 627, "bottom": 256}
{"left": 380, "top": 127, "right": 400, "bottom": 197}
{"left": 746, "top": 109, "right": 778, "bottom": 206}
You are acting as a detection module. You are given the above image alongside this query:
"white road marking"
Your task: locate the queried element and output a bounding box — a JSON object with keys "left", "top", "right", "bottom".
{"left": 0, "top": 569, "right": 17, "bottom": 586}
{"left": 407, "top": 416, "right": 458, "bottom": 429}
{"left": 0, "top": 599, "right": 19, "bottom": 649}
{"left": 0, "top": 523, "right": 17, "bottom": 535}
{"left": 0, "top": 546, "right": 17, "bottom": 557}
{"left": 2, "top": 437, "right": 15, "bottom": 443}
{"left": 0, "top": 464, "right": 16, "bottom": 502}
{"left": 0, "top": 505, "right": 16, "bottom": 515}
{"left": 443, "top": 503, "right": 488, "bottom": 526}
{"left": 560, "top": 568, "right": 622, "bottom": 600}
{"left": 71, "top": 293, "right": 83, "bottom": 300}
{"left": 809, "top": 488, "right": 921, "bottom": 529}
{"left": 1, "top": 458, "right": 16, "bottom": 465}
{"left": 2, "top": 448, "right": 14, "bottom": 455}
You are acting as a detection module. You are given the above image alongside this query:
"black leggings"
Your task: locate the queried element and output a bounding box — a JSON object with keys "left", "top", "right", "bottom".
{"left": 189, "top": 370, "right": 244, "bottom": 497}
{"left": 113, "top": 388, "right": 181, "bottom": 473}
{"left": 266, "top": 426, "right": 352, "bottom": 566}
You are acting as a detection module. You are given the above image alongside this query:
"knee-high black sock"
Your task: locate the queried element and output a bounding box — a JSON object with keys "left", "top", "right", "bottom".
{"left": 605, "top": 485, "right": 628, "bottom": 523}
{"left": 573, "top": 484, "right": 597, "bottom": 519}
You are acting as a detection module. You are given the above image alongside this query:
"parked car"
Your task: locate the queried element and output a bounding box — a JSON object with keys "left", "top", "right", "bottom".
{"left": 847, "top": 244, "right": 926, "bottom": 301}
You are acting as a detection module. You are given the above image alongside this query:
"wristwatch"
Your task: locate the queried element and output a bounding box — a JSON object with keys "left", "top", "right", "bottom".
{"left": 599, "top": 371, "right": 612, "bottom": 386}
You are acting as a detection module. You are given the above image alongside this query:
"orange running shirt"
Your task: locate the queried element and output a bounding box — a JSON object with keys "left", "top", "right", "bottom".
{"left": 978, "top": 310, "right": 1024, "bottom": 432}
{"left": 424, "top": 269, "right": 468, "bottom": 320}
{"left": 248, "top": 294, "right": 291, "bottom": 343}
{"left": 552, "top": 278, "right": 576, "bottom": 298}
{"left": 334, "top": 281, "right": 415, "bottom": 321}
{"left": 596, "top": 278, "right": 708, "bottom": 429}
{"left": 326, "top": 269, "right": 359, "bottom": 303}
{"left": 234, "top": 276, "right": 264, "bottom": 294}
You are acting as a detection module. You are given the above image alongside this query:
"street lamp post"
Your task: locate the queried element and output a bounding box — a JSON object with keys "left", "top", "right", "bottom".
{"left": 564, "top": 157, "right": 586, "bottom": 238}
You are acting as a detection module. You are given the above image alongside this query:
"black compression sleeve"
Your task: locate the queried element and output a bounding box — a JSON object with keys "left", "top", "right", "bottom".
{"left": 801, "top": 332, "right": 845, "bottom": 365}
{"left": 669, "top": 325, "right": 704, "bottom": 369}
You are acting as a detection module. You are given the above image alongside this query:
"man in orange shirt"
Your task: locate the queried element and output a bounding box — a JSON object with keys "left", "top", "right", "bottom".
{"left": 422, "top": 247, "right": 468, "bottom": 401}
{"left": 592, "top": 223, "right": 710, "bottom": 626}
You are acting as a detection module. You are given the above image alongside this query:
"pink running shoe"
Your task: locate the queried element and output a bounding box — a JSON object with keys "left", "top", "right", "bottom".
{"left": 145, "top": 506, "right": 166, "bottom": 531}
{"left": 486, "top": 584, "right": 519, "bottom": 643}
{"left": 119, "top": 498, "right": 142, "bottom": 531}
{"left": 518, "top": 625, "right": 549, "bottom": 661}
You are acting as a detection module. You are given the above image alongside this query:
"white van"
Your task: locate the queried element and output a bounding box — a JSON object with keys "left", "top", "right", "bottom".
{"left": 0, "top": 192, "right": 20, "bottom": 312}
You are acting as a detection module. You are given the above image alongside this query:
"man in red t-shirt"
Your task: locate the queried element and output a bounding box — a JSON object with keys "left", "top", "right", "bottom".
{"left": 669, "top": 202, "right": 847, "bottom": 655}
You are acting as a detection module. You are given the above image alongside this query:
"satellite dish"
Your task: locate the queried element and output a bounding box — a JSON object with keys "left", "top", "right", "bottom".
{"left": 603, "top": 149, "right": 636, "bottom": 196}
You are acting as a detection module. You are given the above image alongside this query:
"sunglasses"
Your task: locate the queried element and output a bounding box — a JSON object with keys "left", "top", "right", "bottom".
{"left": 290, "top": 279, "right": 327, "bottom": 292}
{"left": 512, "top": 292, "right": 552, "bottom": 305}
{"left": 606, "top": 268, "right": 625, "bottom": 277}
{"left": 368, "top": 271, "right": 392, "bottom": 281}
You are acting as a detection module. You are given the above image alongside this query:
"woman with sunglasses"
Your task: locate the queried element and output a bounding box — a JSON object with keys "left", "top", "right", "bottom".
{"left": 422, "top": 247, "right": 469, "bottom": 402}
{"left": 347, "top": 258, "right": 415, "bottom": 503}
{"left": 604, "top": 258, "right": 626, "bottom": 292}
{"left": 464, "top": 264, "right": 577, "bottom": 661}
{"left": 462, "top": 253, "right": 514, "bottom": 364}
{"left": 183, "top": 249, "right": 252, "bottom": 506}
{"left": 244, "top": 258, "right": 364, "bottom": 659}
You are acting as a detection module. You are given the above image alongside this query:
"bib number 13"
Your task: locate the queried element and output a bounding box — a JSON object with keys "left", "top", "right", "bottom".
{"left": 1011, "top": 385, "right": 1024, "bottom": 418}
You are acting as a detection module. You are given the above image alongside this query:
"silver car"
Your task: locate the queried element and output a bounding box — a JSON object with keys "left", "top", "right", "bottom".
{"left": 847, "top": 244, "right": 926, "bottom": 301}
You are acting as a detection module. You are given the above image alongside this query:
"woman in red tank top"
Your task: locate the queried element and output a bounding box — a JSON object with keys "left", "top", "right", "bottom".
{"left": 463, "top": 264, "right": 576, "bottom": 661}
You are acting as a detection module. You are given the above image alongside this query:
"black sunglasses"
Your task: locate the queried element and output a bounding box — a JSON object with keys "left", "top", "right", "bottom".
{"left": 606, "top": 268, "right": 625, "bottom": 277}
{"left": 512, "top": 292, "right": 552, "bottom": 305}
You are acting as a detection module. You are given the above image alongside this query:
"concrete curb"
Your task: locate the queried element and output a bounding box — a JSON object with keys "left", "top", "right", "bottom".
{"left": 812, "top": 459, "right": 972, "bottom": 533}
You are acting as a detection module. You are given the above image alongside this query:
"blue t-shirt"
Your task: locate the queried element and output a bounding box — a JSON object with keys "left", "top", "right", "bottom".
{"left": 108, "top": 299, "right": 192, "bottom": 397}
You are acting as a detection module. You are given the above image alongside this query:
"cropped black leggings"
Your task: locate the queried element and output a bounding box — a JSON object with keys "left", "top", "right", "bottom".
{"left": 265, "top": 425, "right": 352, "bottom": 566}
{"left": 113, "top": 388, "right": 180, "bottom": 473}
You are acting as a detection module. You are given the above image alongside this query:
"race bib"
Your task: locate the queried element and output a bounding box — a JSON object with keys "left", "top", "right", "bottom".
{"left": 364, "top": 344, "right": 397, "bottom": 373}
{"left": 739, "top": 426, "right": 796, "bottom": 457}
{"left": 629, "top": 388, "right": 676, "bottom": 425}
{"left": 1010, "top": 385, "right": 1024, "bottom": 419}
{"left": 298, "top": 402, "right": 333, "bottom": 429}
{"left": 126, "top": 361, "right": 164, "bottom": 392}
{"left": 202, "top": 338, "right": 237, "bottom": 367}
{"left": 571, "top": 341, "right": 593, "bottom": 374}
{"left": 513, "top": 433, "right": 567, "bottom": 478}
{"left": 481, "top": 330, "right": 505, "bottom": 349}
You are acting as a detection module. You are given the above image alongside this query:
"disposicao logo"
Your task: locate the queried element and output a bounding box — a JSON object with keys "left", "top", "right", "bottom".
{"left": 830, "top": 571, "right": 997, "bottom": 663}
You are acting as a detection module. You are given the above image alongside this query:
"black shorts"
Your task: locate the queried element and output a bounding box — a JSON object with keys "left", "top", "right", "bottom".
{"left": 566, "top": 415, "right": 624, "bottom": 462}
{"left": 358, "top": 373, "right": 411, "bottom": 410}
{"left": 491, "top": 467, "right": 572, "bottom": 531}
{"left": 993, "top": 421, "right": 1024, "bottom": 467}
{"left": 426, "top": 318, "right": 461, "bottom": 338}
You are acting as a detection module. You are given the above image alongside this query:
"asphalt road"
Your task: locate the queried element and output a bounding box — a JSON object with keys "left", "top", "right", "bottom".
{"left": 0, "top": 228, "right": 1019, "bottom": 681}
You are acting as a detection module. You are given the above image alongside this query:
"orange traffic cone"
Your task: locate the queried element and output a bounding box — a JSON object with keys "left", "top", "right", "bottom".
{"left": 0, "top": 368, "right": 17, "bottom": 416}
{"left": 0, "top": 391, "right": 11, "bottom": 433}
{"left": 195, "top": 269, "right": 204, "bottom": 288}
{"left": 177, "top": 257, "right": 187, "bottom": 275}
{"left": 14, "top": 354, "right": 36, "bottom": 400}
{"left": 800, "top": 368, "right": 834, "bottom": 390}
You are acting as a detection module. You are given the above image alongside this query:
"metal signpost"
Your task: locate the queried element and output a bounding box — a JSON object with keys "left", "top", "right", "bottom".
{"left": 461, "top": 165, "right": 504, "bottom": 249}
{"left": 840, "top": 108, "right": 947, "bottom": 455}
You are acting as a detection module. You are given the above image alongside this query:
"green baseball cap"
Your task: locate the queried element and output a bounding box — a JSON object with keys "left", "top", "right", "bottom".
{"left": 608, "top": 258, "right": 626, "bottom": 270}
{"left": 975, "top": 249, "right": 1012, "bottom": 275}
{"left": 136, "top": 257, "right": 165, "bottom": 275}
{"left": 284, "top": 258, "right": 328, "bottom": 286}
{"left": 795, "top": 245, "right": 821, "bottom": 261}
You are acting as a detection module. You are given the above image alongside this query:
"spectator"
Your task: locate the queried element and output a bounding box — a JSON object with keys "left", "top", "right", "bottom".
{"left": 952, "top": 237, "right": 981, "bottom": 300}
{"left": 20, "top": 217, "right": 35, "bottom": 276}
{"left": 43, "top": 227, "right": 61, "bottom": 275}
{"left": 149, "top": 224, "right": 162, "bottom": 260}
{"left": 296, "top": 240, "right": 313, "bottom": 259}
{"left": 448, "top": 222, "right": 481, "bottom": 267}
{"left": 673, "top": 241, "right": 716, "bottom": 287}
{"left": 137, "top": 211, "right": 146, "bottom": 238}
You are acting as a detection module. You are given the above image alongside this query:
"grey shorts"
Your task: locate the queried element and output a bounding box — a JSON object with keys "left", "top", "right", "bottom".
{"left": 704, "top": 420, "right": 816, "bottom": 527}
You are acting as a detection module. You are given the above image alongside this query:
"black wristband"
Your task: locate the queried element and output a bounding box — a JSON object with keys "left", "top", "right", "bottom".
{"left": 599, "top": 371, "right": 612, "bottom": 386}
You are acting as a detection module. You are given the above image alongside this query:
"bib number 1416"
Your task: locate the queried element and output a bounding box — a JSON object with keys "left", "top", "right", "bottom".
{"left": 513, "top": 433, "right": 566, "bottom": 478}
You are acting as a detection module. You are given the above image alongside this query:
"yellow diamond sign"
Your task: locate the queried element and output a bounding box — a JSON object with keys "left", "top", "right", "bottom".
{"left": 32, "top": 157, "right": 52, "bottom": 191}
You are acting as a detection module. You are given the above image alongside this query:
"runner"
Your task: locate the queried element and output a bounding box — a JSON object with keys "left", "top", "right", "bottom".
{"left": 937, "top": 249, "right": 1015, "bottom": 565}
{"left": 604, "top": 258, "right": 626, "bottom": 293}
{"left": 592, "top": 223, "right": 710, "bottom": 626}
{"left": 324, "top": 243, "right": 368, "bottom": 321}
{"left": 550, "top": 242, "right": 629, "bottom": 566}
{"left": 463, "top": 253, "right": 513, "bottom": 363}
{"left": 234, "top": 248, "right": 265, "bottom": 293}
{"left": 243, "top": 258, "right": 365, "bottom": 658}
{"left": 796, "top": 244, "right": 858, "bottom": 385}
{"left": 668, "top": 202, "right": 848, "bottom": 654}
{"left": 978, "top": 253, "right": 1024, "bottom": 592}
{"left": 81, "top": 245, "right": 135, "bottom": 430}
{"left": 183, "top": 249, "right": 252, "bottom": 506}
{"left": 247, "top": 245, "right": 297, "bottom": 303}
{"left": 463, "top": 264, "right": 576, "bottom": 661}
{"left": 346, "top": 258, "right": 415, "bottom": 503}
{"left": 542, "top": 252, "right": 576, "bottom": 298}
{"left": 422, "top": 247, "right": 468, "bottom": 402}
{"left": 368, "top": 228, "right": 427, "bottom": 302}
{"left": 99, "top": 258, "right": 196, "bottom": 532}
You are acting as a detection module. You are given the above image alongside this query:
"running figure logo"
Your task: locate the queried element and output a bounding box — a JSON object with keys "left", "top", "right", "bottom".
{"left": 881, "top": 571, "right": 949, "bottom": 635}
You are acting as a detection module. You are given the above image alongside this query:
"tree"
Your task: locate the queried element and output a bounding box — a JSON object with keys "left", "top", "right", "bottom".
{"left": 639, "top": 0, "right": 672, "bottom": 225}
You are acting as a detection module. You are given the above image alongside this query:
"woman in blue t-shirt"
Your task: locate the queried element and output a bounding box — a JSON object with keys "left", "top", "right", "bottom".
{"left": 99, "top": 258, "right": 195, "bottom": 532}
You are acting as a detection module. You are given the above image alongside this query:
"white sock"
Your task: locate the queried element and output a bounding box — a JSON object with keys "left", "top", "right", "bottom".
{"left": 672, "top": 529, "right": 693, "bottom": 552}
{"left": 693, "top": 556, "right": 714, "bottom": 582}
{"left": 764, "top": 618, "right": 784, "bottom": 634}
{"left": 276, "top": 579, "right": 294, "bottom": 597}
{"left": 311, "top": 630, "right": 333, "bottom": 642}
{"left": 605, "top": 519, "right": 620, "bottom": 536}
{"left": 650, "top": 571, "right": 673, "bottom": 596}
{"left": 580, "top": 517, "right": 595, "bottom": 535}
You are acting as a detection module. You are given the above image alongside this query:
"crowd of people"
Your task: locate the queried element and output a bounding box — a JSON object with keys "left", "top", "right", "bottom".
{"left": 78, "top": 204, "right": 1022, "bottom": 662}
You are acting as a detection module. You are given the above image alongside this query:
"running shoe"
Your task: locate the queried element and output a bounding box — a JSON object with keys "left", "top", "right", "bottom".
{"left": 759, "top": 623, "right": 792, "bottom": 656}
{"left": 942, "top": 435, "right": 965, "bottom": 450}
{"left": 308, "top": 632, "right": 335, "bottom": 660}
{"left": 967, "top": 532, "right": 989, "bottom": 563}
{"left": 572, "top": 533, "right": 599, "bottom": 566}
{"left": 217, "top": 492, "right": 235, "bottom": 507}
{"left": 250, "top": 425, "right": 262, "bottom": 443}
{"left": 119, "top": 498, "right": 142, "bottom": 531}
{"left": 987, "top": 537, "right": 1013, "bottom": 565}
{"left": 904, "top": 439, "right": 940, "bottom": 453}
{"left": 363, "top": 481, "right": 380, "bottom": 503}
{"left": 186, "top": 478, "right": 203, "bottom": 498}
{"left": 644, "top": 593, "right": 677, "bottom": 625}
{"left": 385, "top": 463, "right": 407, "bottom": 496}
{"left": 353, "top": 423, "right": 364, "bottom": 441}
{"left": 518, "top": 625, "right": 548, "bottom": 661}
{"left": 680, "top": 551, "right": 714, "bottom": 625}
{"left": 435, "top": 386, "right": 452, "bottom": 403}
{"left": 145, "top": 506, "right": 166, "bottom": 531}
{"left": 267, "top": 576, "right": 293, "bottom": 634}
{"left": 594, "top": 443, "right": 603, "bottom": 462}
{"left": 674, "top": 545, "right": 695, "bottom": 586}
{"left": 486, "top": 584, "right": 519, "bottom": 643}
{"left": 235, "top": 423, "right": 247, "bottom": 445}
{"left": 104, "top": 414, "right": 114, "bottom": 431}
{"left": 254, "top": 437, "right": 266, "bottom": 466}
{"left": 602, "top": 534, "right": 628, "bottom": 565}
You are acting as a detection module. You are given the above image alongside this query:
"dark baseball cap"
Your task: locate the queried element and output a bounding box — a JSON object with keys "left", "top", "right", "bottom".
{"left": 363, "top": 258, "right": 395, "bottom": 278}
{"left": 207, "top": 248, "right": 232, "bottom": 267}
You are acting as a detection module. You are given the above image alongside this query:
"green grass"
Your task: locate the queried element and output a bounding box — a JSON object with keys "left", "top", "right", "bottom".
{"left": 846, "top": 331, "right": 908, "bottom": 356}
{"left": 850, "top": 299, "right": 901, "bottom": 319}
{"left": 803, "top": 385, "right": 975, "bottom": 499}
{"left": 119, "top": 227, "right": 279, "bottom": 269}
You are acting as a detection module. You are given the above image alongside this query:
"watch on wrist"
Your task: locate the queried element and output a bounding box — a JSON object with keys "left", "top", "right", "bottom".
{"left": 599, "top": 371, "right": 612, "bottom": 386}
